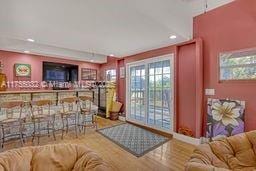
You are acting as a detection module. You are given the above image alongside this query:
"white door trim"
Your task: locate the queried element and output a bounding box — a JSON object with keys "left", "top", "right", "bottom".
{"left": 125, "top": 54, "right": 174, "bottom": 133}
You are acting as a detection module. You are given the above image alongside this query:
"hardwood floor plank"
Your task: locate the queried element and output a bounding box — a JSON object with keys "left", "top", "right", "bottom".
{"left": 0, "top": 117, "right": 195, "bottom": 171}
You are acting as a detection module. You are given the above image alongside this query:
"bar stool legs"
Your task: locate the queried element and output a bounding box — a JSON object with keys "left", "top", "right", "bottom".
{"left": 1, "top": 126, "right": 5, "bottom": 148}
{"left": 61, "top": 114, "right": 78, "bottom": 139}
{"left": 32, "top": 117, "right": 56, "bottom": 145}
{"left": 1, "top": 124, "right": 25, "bottom": 148}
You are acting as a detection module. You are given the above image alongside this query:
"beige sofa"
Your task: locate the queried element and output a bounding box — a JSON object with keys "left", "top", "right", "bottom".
{"left": 0, "top": 144, "right": 112, "bottom": 171}
{"left": 186, "top": 131, "right": 256, "bottom": 171}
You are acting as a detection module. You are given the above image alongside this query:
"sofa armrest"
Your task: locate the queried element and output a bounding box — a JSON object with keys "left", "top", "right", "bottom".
{"left": 185, "top": 161, "right": 230, "bottom": 171}
{"left": 186, "top": 143, "right": 230, "bottom": 170}
{"left": 73, "top": 151, "right": 112, "bottom": 171}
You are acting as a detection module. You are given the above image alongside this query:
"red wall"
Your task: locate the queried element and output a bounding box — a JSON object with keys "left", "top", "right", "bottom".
{"left": 176, "top": 43, "right": 197, "bottom": 135}
{"left": 124, "top": 46, "right": 176, "bottom": 64}
{"left": 117, "top": 59, "right": 125, "bottom": 112}
{"left": 194, "top": 0, "right": 256, "bottom": 132}
{"left": 115, "top": 42, "right": 203, "bottom": 137}
{"left": 0, "top": 50, "right": 100, "bottom": 82}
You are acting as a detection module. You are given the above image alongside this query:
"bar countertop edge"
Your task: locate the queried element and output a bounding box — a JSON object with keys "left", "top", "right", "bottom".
{"left": 0, "top": 89, "right": 92, "bottom": 94}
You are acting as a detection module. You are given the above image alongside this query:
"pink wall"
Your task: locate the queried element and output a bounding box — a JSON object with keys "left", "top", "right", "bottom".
{"left": 194, "top": 0, "right": 256, "bottom": 132}
{"left": 124, "top": 46, "right": 176, "bottom": 64}
{"left": 175, "top": 40, "right": 204, "bottom": 138}
{"left": 114, "top": 42, "right": 203, "bottom": 137}
{"left": 117, "top": 59, "right": 125, "bottom": 112}
{"left": 176, "top": 43, "right": 197, "bottom": 135}
{"left": 0, "top": 50, "right": 100, "bottom": 83}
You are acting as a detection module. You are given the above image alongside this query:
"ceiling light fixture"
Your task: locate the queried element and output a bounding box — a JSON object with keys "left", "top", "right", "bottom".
{"left": 169, "top": 35, "right": 177, "bottom": 39}
{"left": 109, "top": 54, "right": 114, "bottom": 57}
{"left": 24, "top": 50, "right": 30, "bottom": 53}
{"left": 90, "top": 60, "right": 94, "bottom": 62}
{"left": 27, "top": 38, "right": 35, "bottom": 42}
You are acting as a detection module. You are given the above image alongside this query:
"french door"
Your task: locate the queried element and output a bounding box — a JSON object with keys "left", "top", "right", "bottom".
{"left": 126, "top": 54, "right": 174, "bottom": 132}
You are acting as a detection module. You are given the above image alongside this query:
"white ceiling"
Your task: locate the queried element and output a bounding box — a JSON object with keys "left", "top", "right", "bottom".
{"left": 0, "top": 0, "right": 233, "bottom": 63}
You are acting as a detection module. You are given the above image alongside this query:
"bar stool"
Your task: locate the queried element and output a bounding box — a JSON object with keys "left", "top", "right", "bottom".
{"left": 0, "top": 101, "right": 26, "bottom": 148}
{"left": 78, "top": 96, "right": 98, "bottom": 133}
{"left": 30, "top": 100, "right": 56, "bottom": 145}
{"left": 60, "top": 97, "right": 79, "bottom": 139}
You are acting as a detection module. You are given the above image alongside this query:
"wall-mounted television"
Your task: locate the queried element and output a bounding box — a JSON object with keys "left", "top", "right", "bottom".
{"left": 43, "top": 62, "right": 78, "bottom": 83}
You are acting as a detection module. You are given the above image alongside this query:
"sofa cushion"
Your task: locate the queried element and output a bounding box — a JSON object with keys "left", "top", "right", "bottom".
{"left": 0, "top": 144, "right": 111, "bottom": 171}
{"left": 0, "top": 147, "right": 34, "bottom": 171}
{"left": 186, "top": 131, "right": 256, "bottom": 171}
{"left": 73, "top": 151, "right": 110, "bottom": 171}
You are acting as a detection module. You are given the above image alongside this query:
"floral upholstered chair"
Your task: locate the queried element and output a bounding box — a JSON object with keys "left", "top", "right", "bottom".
{"left": 206, "top": 98, "right": 245, "bottom": 141}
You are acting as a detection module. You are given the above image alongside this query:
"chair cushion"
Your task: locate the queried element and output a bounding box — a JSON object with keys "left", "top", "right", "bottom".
{"left": 186, "top": 131, "right": 256, "bottom": 171}
{"left": 0, "top": 144, "right": 111, "bottom": 171}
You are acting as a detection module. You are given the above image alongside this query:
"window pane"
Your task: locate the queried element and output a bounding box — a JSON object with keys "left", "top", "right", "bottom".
{"left": 141, "top": 69, "right": 145, "bottom": 76}
{"left": 221, "top": 66, "right": 256, "bottom": 80}
{"left": 155, "top": 75, "right": 162, "bottom": 88}
{"left": 131, "top": 68, "right": 135, "bottom": 76}
{"left": 163, "top": 74, "right": 171, "bottom": 88}
{"left": 149, "top": 90, "right": 154, "bottom": 106}
{"left": 155, "top": 62, "right": 162, "bottom": 75}
{"left": 136, "top": 69, "right": 140, "bottom": 76}
{"left": 155, "top": 90, "right": 162, "bottom": 108}
{"left": 220, "top": 50, "right": 256, "bottom": 80}
{"left": 141, "top": 76, "right": 145, "bottom": 90}
{"left": 163, "top": 60, "right": 170, "bottom": 74}
{"left": 149, "top": 63, "right": 155, "bottom": 75}
{"left": 149, "top": 76, "right": 154, "bottom": 88}
{"left": 106, "top": 69, "right": 116, "bottom": 82}
{"left": 130, "top": 91, "right": 136, "bottom": 116}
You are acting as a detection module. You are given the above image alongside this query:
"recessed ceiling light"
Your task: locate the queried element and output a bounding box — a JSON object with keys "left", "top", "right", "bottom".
{"left": 24, "top": 50, "right": 30, "bottom": 53}
{"left": 169, "top": 35, "right": 177, "bottom": 39}
{"left": 109, "top": 54, "right": 114, "bottom": 57}
{"left": 27, "top": 38, "right": 35, "bottom": 42}
{"left": 90, "top": 60, "right": 94, "bottom": 62}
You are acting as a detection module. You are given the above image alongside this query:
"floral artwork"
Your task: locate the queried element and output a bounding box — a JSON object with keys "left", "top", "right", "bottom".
{"left": 206, "top": 98, "right": 245, "bottom": 141}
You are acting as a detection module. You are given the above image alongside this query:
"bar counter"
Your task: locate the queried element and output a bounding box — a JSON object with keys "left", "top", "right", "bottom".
{"left": 0, "top": 89, "right": 94, "bottom": 103}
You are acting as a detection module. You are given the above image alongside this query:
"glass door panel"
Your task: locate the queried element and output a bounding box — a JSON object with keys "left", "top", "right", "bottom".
{"left": 127, "top": 56, "right": 173, "bottom": 132}
{"left": 130, "top": 65, "right": 145, "bottom": 122}
{"left": 147, "top": 60, "right": 171, "bottom": 130}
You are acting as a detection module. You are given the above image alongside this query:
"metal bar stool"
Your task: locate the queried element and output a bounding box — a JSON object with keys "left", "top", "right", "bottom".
{"left": 30, "top": 100, "right": 56, "bottom": 145}
{"left": 78, "top": 96, "right": 98, "bottom": 134}
{"left": 60, "top": 97, "right": 79, "bottom": 139}
{"left": 0, "top": 101, "right": 26, "bottom": 148}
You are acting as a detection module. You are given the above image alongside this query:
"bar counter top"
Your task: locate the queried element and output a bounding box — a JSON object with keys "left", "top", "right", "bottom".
{"left": 0, "top": 89, "right": 92, "bottom": 94}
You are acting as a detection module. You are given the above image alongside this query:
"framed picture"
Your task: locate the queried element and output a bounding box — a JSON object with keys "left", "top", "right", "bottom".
{"left": 206, "top": 98, "right": 245, "bottom": 141}
{"left": 15, "top": 63, "right": 31, "bottom": 77}
{"left": 81, "top": 68, "right": 97, "bottom": 80}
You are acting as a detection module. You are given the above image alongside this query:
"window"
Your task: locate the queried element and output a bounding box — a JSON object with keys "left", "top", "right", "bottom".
{"left": 106, "top": 69, "right": 116, "bottom": 82}
{"left": 219, "top": 49, "right": 256, "bottom": 81}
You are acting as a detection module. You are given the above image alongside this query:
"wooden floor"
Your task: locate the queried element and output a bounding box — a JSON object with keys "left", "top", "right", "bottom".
{"left": 2, "top": 117, "right": 195, "bottom": 171}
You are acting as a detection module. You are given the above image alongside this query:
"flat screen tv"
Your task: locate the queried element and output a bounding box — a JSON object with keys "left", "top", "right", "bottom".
{"left": 43, "top": 62, "right": 78, "bottom": 83}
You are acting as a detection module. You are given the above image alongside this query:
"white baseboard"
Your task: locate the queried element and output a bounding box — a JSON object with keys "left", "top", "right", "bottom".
{"left": 173, "top": 133, "right": 201, "bottom": 145}
{"left": 118, "top": 116, "right": 126, "bottom": 121}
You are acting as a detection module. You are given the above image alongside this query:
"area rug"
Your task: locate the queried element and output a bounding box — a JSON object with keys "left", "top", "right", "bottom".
{"left": 97, "top": 123, "right": 169, "bottom": 157}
